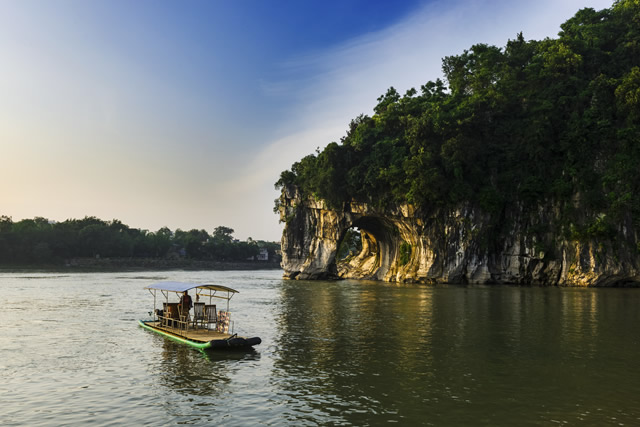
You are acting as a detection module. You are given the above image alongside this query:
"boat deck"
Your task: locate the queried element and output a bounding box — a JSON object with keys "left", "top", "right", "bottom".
{"left": 145, "top": 321, "right": 232, "bottom": 342}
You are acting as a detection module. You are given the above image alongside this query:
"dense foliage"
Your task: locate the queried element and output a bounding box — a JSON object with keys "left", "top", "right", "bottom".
{"left": 0, "top": 216, "right": 280, "bottom": 266}
{"left": 276, "top": 1, "right": 640, "bottom": 237}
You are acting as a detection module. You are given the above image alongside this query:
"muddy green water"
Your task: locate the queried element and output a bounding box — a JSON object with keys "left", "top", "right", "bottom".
{"left": 1, "top": 270, "right": 639, "bottom": 426}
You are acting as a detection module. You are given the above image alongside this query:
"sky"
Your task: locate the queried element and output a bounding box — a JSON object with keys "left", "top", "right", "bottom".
{"left": 0, "top": 0, "right": 613, "bottom": 241}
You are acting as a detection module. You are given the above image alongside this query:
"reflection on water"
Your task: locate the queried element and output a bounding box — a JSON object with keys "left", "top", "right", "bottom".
{"left": 270, "top": 281, "right": 438, "bottom": 424}
{"left": 270, "top": 281, "right": 640, "bottom": 425}
{"left": 1, "top": 271, "right": 639, "bottom": 426}
{"left": 155, "top": 340, "right": 231, "bottom": 397}
{"left": 149, "top": 335, "right": 262, "bottom": 398}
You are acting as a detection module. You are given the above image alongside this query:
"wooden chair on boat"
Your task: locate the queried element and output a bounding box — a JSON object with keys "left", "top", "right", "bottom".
{"left": 161, "top": 302, "right": 169, "bottom": 327}
{"left": 192, "top": 302, "right": 205, "bottom": 329}
{"left": 177, "top": 304, "right": 190, "bottom": 331}
{"left": 216, "top": 310, "right": 230, "bottom": 334}
{"left": 165, "top": 302, "right": 179, "bottom": 328}
{"left": 204, "top": 304, "right": 217, "bottom": 330}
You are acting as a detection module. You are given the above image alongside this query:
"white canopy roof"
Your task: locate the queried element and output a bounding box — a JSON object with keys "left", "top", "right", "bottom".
{"left": 145, "top": 281, "right": 239, "bottom": 294}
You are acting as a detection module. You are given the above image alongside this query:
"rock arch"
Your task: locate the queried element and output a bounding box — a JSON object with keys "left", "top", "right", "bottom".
{"left": 337, "top": 216, "right": 394, "bottom": 280}
{"left": 278, "top": 185, "right": 434, "bottom": 282}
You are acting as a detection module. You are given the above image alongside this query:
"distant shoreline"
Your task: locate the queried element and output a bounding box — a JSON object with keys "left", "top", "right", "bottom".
{"left": 0, "top": 257, "right": 282, "bottom": 273}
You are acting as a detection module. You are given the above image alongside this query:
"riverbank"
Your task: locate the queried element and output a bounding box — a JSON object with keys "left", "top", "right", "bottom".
{"left": 0, "top": 257, "right": 282, "bottom": 273}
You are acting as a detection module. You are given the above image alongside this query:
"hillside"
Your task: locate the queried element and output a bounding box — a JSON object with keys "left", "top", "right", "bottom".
{"left": 276, "top": 1, "right": 640, "bottom": 285}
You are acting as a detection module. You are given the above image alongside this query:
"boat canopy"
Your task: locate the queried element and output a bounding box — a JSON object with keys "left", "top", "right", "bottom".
{"left": 145, "top": 281, "right": 239, "bottom": 294}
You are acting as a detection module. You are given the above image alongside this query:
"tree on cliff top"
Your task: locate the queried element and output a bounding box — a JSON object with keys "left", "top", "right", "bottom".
{"left": 275, "top": 1, "right": 640, "bottom": 236}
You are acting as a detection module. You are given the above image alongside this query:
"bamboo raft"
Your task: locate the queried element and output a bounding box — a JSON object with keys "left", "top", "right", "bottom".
{"left": 139, "top": 281, "right": 261, "bottom": 351}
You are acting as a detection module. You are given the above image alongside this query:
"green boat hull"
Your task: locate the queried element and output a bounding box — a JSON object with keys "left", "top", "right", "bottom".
{"left": 138, "top": 320, "right": 261, "bottom": 350}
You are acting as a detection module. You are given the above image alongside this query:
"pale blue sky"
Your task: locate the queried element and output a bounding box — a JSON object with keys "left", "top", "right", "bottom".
{"left": 0, "top": 0, "right": 612, "bottom": 240}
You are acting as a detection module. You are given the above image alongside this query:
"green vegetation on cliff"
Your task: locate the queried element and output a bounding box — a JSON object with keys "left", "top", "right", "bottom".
{"left": 276, "top": 1, "right": 640, "bottom": 237}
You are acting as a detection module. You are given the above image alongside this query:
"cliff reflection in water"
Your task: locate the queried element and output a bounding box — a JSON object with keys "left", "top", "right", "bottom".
{"left": 271, "top": 280, "right": 436, "bottom": 423}
{"left": 269, "top": 281, "right": 640, "bottom": 425}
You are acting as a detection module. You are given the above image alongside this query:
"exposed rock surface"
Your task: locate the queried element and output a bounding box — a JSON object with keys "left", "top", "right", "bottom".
{"left": 279, "top": 186, "right": 640, "bottom": 286}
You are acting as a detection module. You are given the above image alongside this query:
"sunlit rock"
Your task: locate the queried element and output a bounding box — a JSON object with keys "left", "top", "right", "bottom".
{"left": 278, "top": 185, "right": 640, "bottom": 286}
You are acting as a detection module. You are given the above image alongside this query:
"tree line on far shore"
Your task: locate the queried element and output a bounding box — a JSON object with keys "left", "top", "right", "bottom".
{"left": 0, "top": 216, "right": 281, "bottom": 266}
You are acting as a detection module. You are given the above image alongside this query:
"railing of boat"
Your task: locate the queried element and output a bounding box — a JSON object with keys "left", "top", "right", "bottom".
{"left": 155, "top": 313, "right": 234, "bottom": 335}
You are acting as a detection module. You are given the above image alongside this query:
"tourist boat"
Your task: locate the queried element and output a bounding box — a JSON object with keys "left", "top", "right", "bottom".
{"left": 139, "top": 281, "right": 261, "bottom": 350}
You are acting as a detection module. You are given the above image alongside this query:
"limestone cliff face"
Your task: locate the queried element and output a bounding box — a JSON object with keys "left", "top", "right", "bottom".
{"left": 279, "top": 186, "right": 640, "bottom": 286}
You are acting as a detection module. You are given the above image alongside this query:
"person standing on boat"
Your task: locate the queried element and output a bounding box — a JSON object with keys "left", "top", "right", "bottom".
{"left": 179, "top": 291, "right": 193, "bottom": 320}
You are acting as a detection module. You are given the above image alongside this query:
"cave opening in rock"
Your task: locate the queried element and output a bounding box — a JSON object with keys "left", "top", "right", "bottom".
{"left": 337, "top": 227, "right": 361, "bottom": 261}
{"left": 336, "top": 216, "right": 393, "bottom": 279}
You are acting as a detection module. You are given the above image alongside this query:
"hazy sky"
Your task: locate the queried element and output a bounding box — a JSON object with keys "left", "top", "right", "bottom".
{"left": 1, "top": 0, "right": 612, "bottom": 241}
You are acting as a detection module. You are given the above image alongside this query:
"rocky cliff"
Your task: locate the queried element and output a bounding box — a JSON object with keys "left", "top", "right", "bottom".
{"left": 279, "top": 186, "right": 640, "bottom": 286}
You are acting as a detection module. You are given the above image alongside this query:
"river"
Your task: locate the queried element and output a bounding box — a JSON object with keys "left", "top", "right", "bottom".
{"left": 1, "top": 270, "right": 639, "bottom": 426}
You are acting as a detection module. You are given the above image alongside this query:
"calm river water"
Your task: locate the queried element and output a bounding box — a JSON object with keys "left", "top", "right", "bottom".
{"left": 1, "top": 270, "right": 639, "bottom": 426}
